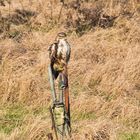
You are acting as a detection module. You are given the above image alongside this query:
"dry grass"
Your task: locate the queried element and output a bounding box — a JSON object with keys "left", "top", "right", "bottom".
{"left": 0, "top": 0, "right": 140, "bottom": 140}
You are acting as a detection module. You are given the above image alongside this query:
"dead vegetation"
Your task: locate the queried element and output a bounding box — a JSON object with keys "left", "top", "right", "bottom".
{"left": 0, "top": 0, "right": 140, "bottom": 139}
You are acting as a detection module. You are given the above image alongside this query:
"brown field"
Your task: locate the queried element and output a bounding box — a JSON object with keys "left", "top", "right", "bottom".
{"left": 0, "top": 0, "right": 140, "bottom": 140}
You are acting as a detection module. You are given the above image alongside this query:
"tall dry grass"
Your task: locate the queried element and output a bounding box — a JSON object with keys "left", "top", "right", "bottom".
{"left": 0, "top": 0, "right": 140, "bottom": 139}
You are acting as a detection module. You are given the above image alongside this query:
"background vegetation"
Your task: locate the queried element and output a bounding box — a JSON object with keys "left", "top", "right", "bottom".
{"left": 0, "top": 0, "right": 140, "bottom": 139}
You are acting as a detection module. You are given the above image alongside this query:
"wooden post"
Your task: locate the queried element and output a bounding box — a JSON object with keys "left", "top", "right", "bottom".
{"left": 48, "top": 65, "right": 57, "bottom": 103}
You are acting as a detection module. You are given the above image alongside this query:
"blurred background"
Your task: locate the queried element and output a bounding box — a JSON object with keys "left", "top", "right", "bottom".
{"left": 0, "top": 0, "right": 140, "bottom": 139}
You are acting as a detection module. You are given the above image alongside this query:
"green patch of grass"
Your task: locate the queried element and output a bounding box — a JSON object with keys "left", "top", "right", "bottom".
{"left": 0, "top": 104, "right": 50, "bottom": 134}
{"left": 118, "top": 132, "right": 140, "bottom": 140}
{"left": 0, "top": 104, "right": 28, "bottom": 134}
{"left": 4, "top": 105, "right": 28, "bottom": 120}
{"left": 72, "top": 111, "right": 97, "bottom": 122}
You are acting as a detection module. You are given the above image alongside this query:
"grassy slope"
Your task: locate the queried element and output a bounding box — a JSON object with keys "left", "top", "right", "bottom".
{"left": 0, "top": 0, "right": 140, "bottom": 140}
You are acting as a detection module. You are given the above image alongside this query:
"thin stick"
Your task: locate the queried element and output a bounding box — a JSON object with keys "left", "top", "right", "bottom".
{"left": 8, "top": 0, "right": 11, "bottom": 32}
{"left": 49, "top": 106, "right": 58, "bottom": 140}
{"left": 58, "top": 2, "right": 64, "bottom": 23}
{"left": 50, "top": 0, "right": 53, "bottom": 21}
